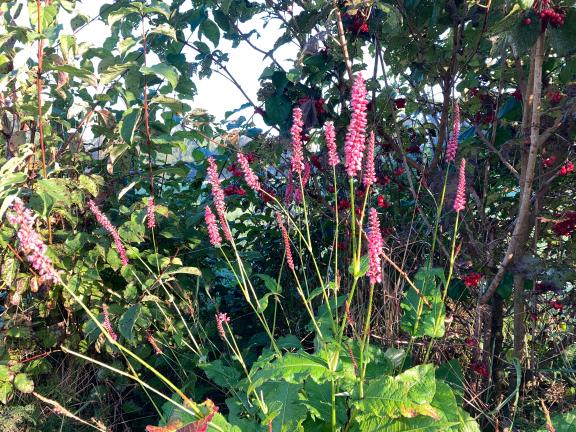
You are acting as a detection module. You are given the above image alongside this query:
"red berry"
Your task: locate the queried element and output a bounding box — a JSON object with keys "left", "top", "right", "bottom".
{"left": 523, "top": 17, "right": 532, "bottom": 25}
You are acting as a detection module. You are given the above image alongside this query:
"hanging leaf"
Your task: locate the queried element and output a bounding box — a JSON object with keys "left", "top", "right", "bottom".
{"left": 118, "top": 304, "right": 141, "bottom": 341}
{"left": 140, "top": 64, "right": 180, "bottom": 89}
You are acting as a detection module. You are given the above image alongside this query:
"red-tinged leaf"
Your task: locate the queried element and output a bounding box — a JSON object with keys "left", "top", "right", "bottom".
{"left": 177, "top": 400, "right": 218, "bottom": 432}
{"left": 145, "top": 421, "right": 182, "bottom": 432}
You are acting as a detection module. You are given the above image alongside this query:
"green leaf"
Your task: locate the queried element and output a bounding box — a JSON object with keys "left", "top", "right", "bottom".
{"left": 49, "top": 64, "right": 97, "bottom": 86}
{"left": 262, "top": 381, "right": 308, "bottom": 432}
{"left": 249, "top": 352, "right": 332, "bottom": 392}
{"left": 118, "top": 304, "right": 141, "bottom": 341}
{"left": 537, "top": 408, "right": 576, "bottom": 432}
{"left": 100, "top": 62, "right": 135, "bottom": 85}
{"left": 0, "top": 365, "right": 11, "bottom": 382}
{"left": 200, "top": 19, "right": 220, "bottom": 46}
{"left": 256, "top": 273, "right": 282, "bottom": 294}
{"left": 353, "top": 364, "right": 438, "bottom": 420}
{"left": 400, "top": 267, "right": 446, "bottom": 338}
{"left": 78, "top": 174, "right": 103, "bottom": 197}
{"left": 200, "top": 359, "right": 241, "bottom": 389}
{"left": 107, "top": 6, "right": 139, "bottom": 26}
{"left": 149, "top": 23, "right": 177, "bottom": 41}
{"left": 14, "top": 373, "right": 34, "bottom": 393}
{"left": 140, "top": 64, "right": 180, "bottom": 89}
{"left": 162, "top": 266, "right": 202, "bottom": 278}
{"left": 256, "top": 292, "right": 275, "bottom": 313}
{"left": 348, "top": 254, "right": 370, "bottom": 278}
{"left": 0, "top": 382, "right": 12, "bottom": 404}
{"left": 119, "top": 107, "right": 141, "bottom": 144}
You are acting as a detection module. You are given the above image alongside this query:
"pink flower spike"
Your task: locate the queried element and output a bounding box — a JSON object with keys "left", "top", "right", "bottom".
{"left": 6, "top": 198, "right": 60, "bottom": 284}
{"left": 237, "top": 152, "right": 261, "bottom": 192}
{"left": 102, "top": 304, "right": 118, "bottom": 341}
{"left": 367, "top": 208, "right": 383, "bottom": 285}
{"left": 453, "top": 158, "right": 467, "bottom": 212}
{"left": 344, "top": 74, "right": 369, "bottom": 178}
{"left": 363, "top": 131, "right": 376, "bottom": 187}
{"left": 276, "top": 212, "right": 295, "bottom": 271}
{"left": 215, "top": 312, "right": 230, "bottom": 339}
{"left": 446, "top": 103, "right": 460, "bottom": 163}
{"left": 290, "top": 107, "right": 305, "bottom": 174}
{"left": 324, "top": 121, "right": 339, "bottom": 166}
{"left": 88, "top": 200, "right": 129, "bottom": 266}
{"left": 207, "top": 157, "right": 227, "bottom": 217}
{"left": 146, "top": 197, "right": 156, "bottom": 229}
{"left": 205, "top": 206, "right": 222, "bottom": 247}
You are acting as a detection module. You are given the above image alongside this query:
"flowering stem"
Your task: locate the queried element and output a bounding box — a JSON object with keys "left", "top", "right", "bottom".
{"left": 298, "top": 172, "right": 335, "bottom": 332}
{"left": 424, "top": 211, "right": 460, "bottom": 363}
{"left": 429, "top": 165, "right": 451, "bottom": 266}
{"left": 220, "top": 248, "right": 281, "bottom": 353}
{"left": 358, "top": 282, "right": 375, "bottom": 399}
{"left": 332, "top": 167, "right": 340, "bottom": 327}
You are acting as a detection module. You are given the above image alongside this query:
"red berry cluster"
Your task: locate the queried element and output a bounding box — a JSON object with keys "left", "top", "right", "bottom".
{"left": 559, "top": 161, "right": 574, "bottom": 176}
{"left": 534, "top": 0, "right": 565, "bottom": 27}
{"left": 552, "top": 211, "right": 576, "bottom": 236}
{"left": 542, "top": 155, "right": 556, "bottom": 168}
{"left": 223, "top": 185, "right": 246, "bottom": 196}
{"left": 546, "top": 90, "right": 563, "bottom": 104}
{"left": 462, "top": 273, "right": 483, "bottom": 287}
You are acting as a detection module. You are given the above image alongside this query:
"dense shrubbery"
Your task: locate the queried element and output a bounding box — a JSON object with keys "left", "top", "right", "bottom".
{"left": 1, "top": 0, "right": 576, "bottom": 431}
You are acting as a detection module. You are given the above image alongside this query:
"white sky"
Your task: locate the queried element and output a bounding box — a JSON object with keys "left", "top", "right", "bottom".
{"left": 71, "top": 1, "right": 297, "bottom": 124}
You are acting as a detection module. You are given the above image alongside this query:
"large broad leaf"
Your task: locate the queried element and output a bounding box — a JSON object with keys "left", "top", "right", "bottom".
{"left": 400, "top": 267, "right": 446, "bottom": 338}
{"left": 299, "top": 380, "right": 347, "bottom": 427}
{"left": 119, "top": 107, "right": 142, "bottom": 144}
{"left": 262, "top": 381, "right": 308, "bottom": 432}
{"left": 140, "top": 64, "right": 180, "bottom": 89}
{"left": 48, "top": 64, "right": 97, "bottom": 86}
{"left": 118, "top": 304, "right": 141, "bottom": 341}
{"left": 100, "top": 62, "right": 135, "bottom": 85}
{"left": 353, "top": 364, "right": 438, "bottom": 420}
{"left": 353, "top": 381, "right": 479, "bottom": 432}
{"left": 14, "top": 373, "right": 34, "bottom": 393}
{"left": 199, "top": 360, "right": 241, "bottom": 389}
{"left": 537, "top": 408, "right": 576, "bottom": 432}
{"left": 249, "top": 352, "right": 332, "bottom": 392}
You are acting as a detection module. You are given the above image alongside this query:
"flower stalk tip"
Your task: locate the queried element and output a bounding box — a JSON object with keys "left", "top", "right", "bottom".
{"left": 453, "top": 158, "right": 467, "bottom": 212}
{"left": 88, "top": 199, "right": 129, "bottom": 266}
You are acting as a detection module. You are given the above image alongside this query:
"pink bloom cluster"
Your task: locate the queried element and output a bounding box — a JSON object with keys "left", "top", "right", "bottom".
{"left": 88, "top": 200, "right": 129, "bottom": 266}
{"left": 215, "top": 312, "right": 230, "bottom": 339}
{"left": 207, "top": 157, "right": 232, "bottom": 242}
{"left": 146, "top": 331, "right": 163, "bottom": 355}
{"left": 237, "top": 152, "right": 261, "bottom": 191}
{"left": 446, "top": 103, "right": 460, "bottom": 163}
{"left": 344, "top": 74, "right": 368, "bottom": 178}
{"left": 7, "top": 198, "right": 60, "bottom": 284}
{"left": 324, "top": 121, "right": 339, "bottom": 167}
{"left": 102, "top": 304, "right": 118, "bottom": 341}
{"left": 290, "top": 107, "right": 305, "bottom": 174}
{"left": 367, "top": 208, "right": 383, "bottom": 285}
{"left": 453, "top": 159, "right": 467, "bottom": 212}
{"left": 363, "top": 131, "right": 376, "bottom": 187}
{"left": 276, "top": 212, "right": 295, "bottom": 271}
{"left": 205, "top": 206, "right": 222, "bottom": 247}
{"left": 146, "top": 197, "right": 155, "bottom": 229}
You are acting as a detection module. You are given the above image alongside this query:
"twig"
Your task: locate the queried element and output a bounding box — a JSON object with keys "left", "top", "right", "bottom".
{"left": 332, "top": 0, "right": 353, "bottom": 81}
{"left": 33, "top": 392, "right": 108, "bottom": 432}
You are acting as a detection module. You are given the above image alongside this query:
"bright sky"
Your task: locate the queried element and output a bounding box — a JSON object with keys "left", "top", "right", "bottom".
{"left": 70, "top": 1, "right": 297, "bottom": 124}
